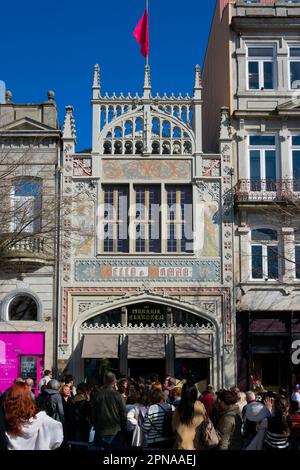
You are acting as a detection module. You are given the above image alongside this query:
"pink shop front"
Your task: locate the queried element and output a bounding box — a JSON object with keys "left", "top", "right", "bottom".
{"left": 0, "top": 332, "right": 45, "bottom": 395}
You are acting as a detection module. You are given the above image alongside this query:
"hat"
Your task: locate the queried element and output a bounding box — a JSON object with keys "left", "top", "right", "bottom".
{"left": 296, "top": 384, "right": 300, "bottom": 389}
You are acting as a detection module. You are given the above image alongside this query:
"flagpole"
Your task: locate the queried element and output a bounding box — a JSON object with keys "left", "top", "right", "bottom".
{"left": 146, "top": 0, "right": 149, "bottom": 66}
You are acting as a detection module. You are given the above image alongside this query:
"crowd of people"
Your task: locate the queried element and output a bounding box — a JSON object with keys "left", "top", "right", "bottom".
{"left": 0, "top": 370, "right": 300, "bottom": 451}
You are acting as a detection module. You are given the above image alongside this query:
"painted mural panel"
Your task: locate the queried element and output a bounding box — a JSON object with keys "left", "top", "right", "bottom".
{"left": 72, "top": 193, "right": 95, "bottom": 256}
{"left": 194, "top": 181, "right": 220, "bottom": 257}
{"left": 102, "top": 159, "right": 191, "bottom": 181}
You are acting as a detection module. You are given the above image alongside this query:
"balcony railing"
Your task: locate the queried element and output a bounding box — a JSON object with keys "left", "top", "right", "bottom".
{"left": 0, "top": 235, "right": 52, "bottom": 263}
{"left": 235, "top": 179, "right": 300, "bottom": 202}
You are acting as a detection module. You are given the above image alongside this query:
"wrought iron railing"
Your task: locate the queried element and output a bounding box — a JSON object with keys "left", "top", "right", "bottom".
{"left": 235, "top": 179, "right": 300, "bottom": 202}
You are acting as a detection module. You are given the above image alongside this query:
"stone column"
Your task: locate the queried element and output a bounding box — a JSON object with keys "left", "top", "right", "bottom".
{"left": 282, "top": 227, "right": 295, "bottom": 282}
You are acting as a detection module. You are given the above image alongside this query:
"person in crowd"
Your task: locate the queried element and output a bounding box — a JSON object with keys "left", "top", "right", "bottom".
{"left": 24, "top": 378, "right": 35, "bottom": 400}
{"left": 216, "top": 390, "right": 242, "bottom": 450}
{"left": 291, "top": 384, "right": 300, "bottom": 405}
{"left": 91, "top": 372, "right": 127, "bottom": 449}
{"left": 60, "top": 384, "right": 76, "bottom": 446}
{"left": 261, "top": 395, "right": 291, "bottom": 450}
{"left": 152, "top": 381, "right": 163, "bottom": 391}
{"left": 63, "top": 374, "right": 76, "bottom": 398}
{"left": 3, "top": 383, "right": 63, "bottom": 450}
{"left": 35, "top": 384, "right": 47, "bottom": 411}
{"left": 172, "top": 387, "right": 182, "bottom": 408}
{"left": 200, "top": 385, "right": 215, "bottom": 418}
{"left": 0, "top": 404, "right": 7, "bottom": 450}
{"left": 163, "top": 376, "right": 176, "bottom": 402}
{"left": 127, "top": 390, "right": 149, "bottom": 447}
{"left": 242, "top": 390, "right": 271, "bottom": 447}
{"left": 74, "top": 383, "right": 92, "bottom": 444}
{"left": 172, "top": 383, "right": 206, "bottom": 450}
{"left": 142, "top": 388, "right": 174, "bottom": 449}
{"left": 288, "top": 400, "right": 300, "bottom": 450}
{"left": 38, "top": 370, "right": 52, "bottom": 392}
{"left": 43, "top": 379, "right": 64, "bottom": 425}
{"left": 236, "top": 391, "right": 247, "bottom": 416}
{"left": 118, "top": 378, "right": 128, "bottom": 403}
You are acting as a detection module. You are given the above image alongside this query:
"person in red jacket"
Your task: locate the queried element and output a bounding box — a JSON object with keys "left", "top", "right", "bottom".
{"left": 200, "top": 385, "right": 215, "bottom": 418}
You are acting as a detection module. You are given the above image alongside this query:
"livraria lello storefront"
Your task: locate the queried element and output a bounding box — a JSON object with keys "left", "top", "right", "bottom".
{"left": 58, "top": 64, "right": 235, "bottom": 389}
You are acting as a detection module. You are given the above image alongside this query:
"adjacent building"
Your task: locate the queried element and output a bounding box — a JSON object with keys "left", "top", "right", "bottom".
{"left": 203, "top": 0, "right": 300, "bottom": 391}
{"left": 0, "top": 91, "right": 61, "bottom": 394}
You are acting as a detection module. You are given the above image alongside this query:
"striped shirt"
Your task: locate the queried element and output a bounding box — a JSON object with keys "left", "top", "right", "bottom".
{"left": 141, "top": 403, "right": 173, "bottom": 444}
{"left": 264, "top": 417, "right": 290, "bottom": 450}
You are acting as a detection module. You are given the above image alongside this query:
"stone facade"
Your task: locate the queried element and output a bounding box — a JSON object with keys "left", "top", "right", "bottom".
{"left": 57, "top": 65, "right": 235, "bottom": 389}
{"left": 0, "top": 91, "right": 61, "bottom": 390}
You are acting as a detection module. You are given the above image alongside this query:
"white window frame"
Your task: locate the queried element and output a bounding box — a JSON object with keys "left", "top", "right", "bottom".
{"left": 295, "top": 244, "right": 300, "bottom": 280}
{"left": 246, "top": 44, "right": 277, "bottom": 91}
{"left": 288, "top": 45, "right": 300, "bottom": 90}
{"left": 248, "top": 135, "right": 278, "bottom": 191}
{"left": 291, "top": 134, "right": 300, "bottom": 191}
{"left": 10, "top": 180, "right": 41, "bottom": 234}
{"left": 250, "top": 241, "right": 279, "bottom": 281}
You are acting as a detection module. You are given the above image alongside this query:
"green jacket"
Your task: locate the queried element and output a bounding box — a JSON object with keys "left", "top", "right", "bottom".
{"left": 217, "top": 405, "right": 242, "bottom": 450}
{"left": 92, "top": 385, "right": 127, "bottom": 437}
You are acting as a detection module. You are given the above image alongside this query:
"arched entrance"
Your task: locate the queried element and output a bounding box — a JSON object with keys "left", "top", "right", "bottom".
{"left": 77, "top": 300, "right": 218, "bottom": 390}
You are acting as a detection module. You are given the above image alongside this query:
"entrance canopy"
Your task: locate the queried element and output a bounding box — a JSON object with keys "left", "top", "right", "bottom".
{"left": 128, "top": 334, "right": 165, "bottom": 359}
{"left": 81, "top": 334, "right": 119, "bottom": 358}
{"left": 174, "top": 334, "right": 212, "bottom": 358}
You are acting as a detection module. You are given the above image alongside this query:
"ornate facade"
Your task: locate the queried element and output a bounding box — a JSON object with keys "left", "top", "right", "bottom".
{"left": 58, "top": 64, "right": 235, "bottom": 389}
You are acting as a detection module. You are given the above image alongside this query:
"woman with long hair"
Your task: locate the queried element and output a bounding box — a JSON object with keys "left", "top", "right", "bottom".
{"left": 3, "top": 383, "right": 63, "bottom": 450}
{"left": 263, "top": 394, "right": 291, "bottom": 450}
{"left": 172, "top": 383, "right": 206, "bottom": 450}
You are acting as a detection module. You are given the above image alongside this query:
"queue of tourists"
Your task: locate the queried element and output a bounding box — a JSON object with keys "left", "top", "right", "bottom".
{"left": 0, "top": 371, "right": 300, "bottom": 451}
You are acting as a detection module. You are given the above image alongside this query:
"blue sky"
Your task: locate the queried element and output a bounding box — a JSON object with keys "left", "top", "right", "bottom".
{"left": 1, "top": 0, "right": 215, "bottom": 150}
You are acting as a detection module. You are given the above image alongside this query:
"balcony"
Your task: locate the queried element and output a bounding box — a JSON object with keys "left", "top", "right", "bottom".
{"left": 0, "top": 235, "right": 54, "bottom": 265}
{"left": 235, "top": 179, "right": 300, "bottom": 203}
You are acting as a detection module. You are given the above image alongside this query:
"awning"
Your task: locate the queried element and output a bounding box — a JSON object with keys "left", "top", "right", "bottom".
{"left": 81, "top": 334, "right": 119, "bottom": 358}
{"left": 128, "top": 334, "right": 165, "bottom": 359}
{"left": 174, "top": 335, "right": 212, "bottom": 358}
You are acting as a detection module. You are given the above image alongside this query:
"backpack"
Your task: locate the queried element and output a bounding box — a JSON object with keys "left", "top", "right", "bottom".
{"left": 201, "top": 415, "right": 221, "bottom": 449}
{"left": 158, "top": 404, "right": 174, "bottom": 438}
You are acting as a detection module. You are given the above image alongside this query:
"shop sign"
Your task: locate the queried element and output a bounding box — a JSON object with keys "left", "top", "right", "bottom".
{"left": 128, "top": 305, "right": 165, "bottom": 323}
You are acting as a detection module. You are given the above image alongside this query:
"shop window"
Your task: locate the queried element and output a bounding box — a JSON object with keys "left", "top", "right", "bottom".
{"left": 247, "top": 46, "right": 276, "bottom": 90}
{"left": 8, "top": 295, "right": 38, "bottom": 321}
{"left": 251, "top": 229, "right": 278, "bottom": 280}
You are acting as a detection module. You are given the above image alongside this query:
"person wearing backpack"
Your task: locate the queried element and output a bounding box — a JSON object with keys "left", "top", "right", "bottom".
{"left": 216, "top": 390, "right": 242, "bottom": 450}
{"left": 142, "top": 388, "right": 174, "bottom": 449}
{"left": 172, "top": 383, "right": 206, "bottom": 450}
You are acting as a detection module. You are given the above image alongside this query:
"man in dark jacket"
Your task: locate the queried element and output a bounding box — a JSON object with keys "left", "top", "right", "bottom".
{"left": 44, "top": 380, "right": 64, "bottom": 425}
{"left": 91, "top": 372, "right": 127, "bottom": 449}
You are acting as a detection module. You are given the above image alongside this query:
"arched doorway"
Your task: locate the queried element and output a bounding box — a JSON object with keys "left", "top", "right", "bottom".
{"left": 79, "top": 301, "right": 217, "bottom": 390}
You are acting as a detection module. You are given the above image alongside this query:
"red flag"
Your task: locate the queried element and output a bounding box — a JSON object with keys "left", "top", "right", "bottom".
{"left": 133, "top": 10, "right": 149, "bottom": 58}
